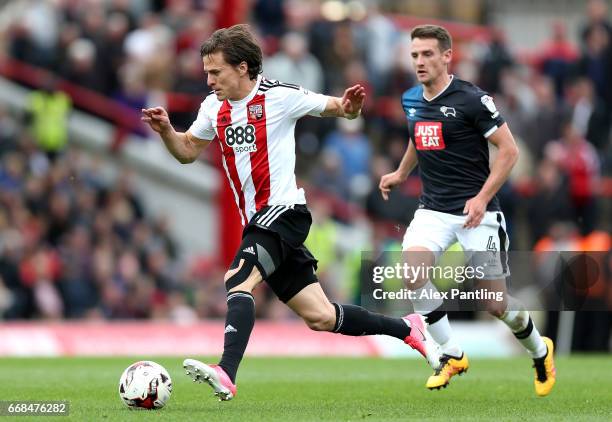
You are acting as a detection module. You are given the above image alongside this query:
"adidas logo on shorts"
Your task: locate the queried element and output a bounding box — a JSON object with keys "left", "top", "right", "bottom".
{"left": 243, "top": 246, "right": 256, "bottom": 255}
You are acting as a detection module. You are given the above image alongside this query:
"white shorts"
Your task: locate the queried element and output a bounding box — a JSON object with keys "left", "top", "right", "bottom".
{"left": 402, "top": 209, "right": 510, "bottom": 279}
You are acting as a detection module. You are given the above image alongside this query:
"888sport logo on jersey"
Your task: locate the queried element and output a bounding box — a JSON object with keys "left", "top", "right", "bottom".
{"left": 224, "top": 124, "right": 257, "bottom": 153}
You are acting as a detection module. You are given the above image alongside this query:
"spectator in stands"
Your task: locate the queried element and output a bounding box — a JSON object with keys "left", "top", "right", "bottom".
{"left": 383, "top": 36, "right": 417, "bottom": 97}
{"left": 0, "top": 152, "right": 25, "bottom": 194}
{"left": 51, "top": 22, "right": 82, "bottom": 76}
{"left": 19, "top": 244, "right": 62, "bottom": 319}
{"left": 25, "top": 76, "right": 71, "bottom": 161}
{"left": 536, "top": 21, "right": 579, "bottom": 100}
{"left": 19, "top": 0, "right": 59, "bottom": 69}
{"left": 494, "top": 69, "right": 532, "bottom": 142}
{"left": 253, "top": 0, "right": 286, "bottom": 40}
{"left": 523, "top": 76, "right": 569, "bottom": 160}
{"left": 478, "top": 28, "right": 514, "bottom": 95}
{"left": 310, "top": 150, "right": 350, "bottom": 200}
{"left": 362, "top": 0, "right": 397, "bottom": 94}
{"left": 112, "top": 64, "right": 148, "bottom": 113}
{"left": 81, "top": 5, "right": 107, "bottom": 52}
{"left": 124, "top": 12, "right": 173, "bottom": 67}
{"left": 61, "top": 38, "right": 107, "bottom": 93}
{"left": 321, "top": 21, "right": 363, "bottom": 93}
{"left": 107, "top": 0, "right": 139, "bottom": 32}
{"left": 527, "top": 159, "right": 573, "bottom": 245}
{"left": 175, "top": 12, "right": 215, "bottom": 54}
{"left": 0, "top": 106, "right": 19, "bottom": 155}
{"left": 161, "top": 0, "right": 193, "bottom": 33}
{"left": 544, "top": 120, "right": 600, "bottom": 235}
{"left": 0, "top": 210, "right": 28, "bottom": 319}
{"left": 171, "top": 50, "right": 210, "bottom": 130}
{"left": 6, "top": 19, "right": 37, "bottom": 65}
{"left": 575, "top": 23, "right": 612, "bottom": 113}
{"left": 58, "top": 225, "right": 98, "bottom": 318}
{"left": 323, "top": 117, "right": 371, "bottom": 200}
{"left": 565, "top": 77, "right": 610, "bottom": 152}
{"left": 265, "top": 32, "right": 324, "bottom": 93}
{"left": 98, "top": 13, "right": 131, "bottom": 94}
{"left": 45, "top": 189, "right": 73, "bottom": 247}
{"left": 580, "top": 0, "right": 612, "bottom": 47}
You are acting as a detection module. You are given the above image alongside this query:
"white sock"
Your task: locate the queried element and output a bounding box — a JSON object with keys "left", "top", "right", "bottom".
{"left": 429, "top": 315, "right": 463, "bottom": 357}
{"left": 499, "top": 298, "right": 547, "bottom": 359}
{"left": 411, "top": 281, "right": 462, "bottom": 357}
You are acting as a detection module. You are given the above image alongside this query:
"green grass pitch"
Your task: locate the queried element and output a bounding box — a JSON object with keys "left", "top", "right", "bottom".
{"left": 0, "top": 356, "right": 610, "bottom": 421}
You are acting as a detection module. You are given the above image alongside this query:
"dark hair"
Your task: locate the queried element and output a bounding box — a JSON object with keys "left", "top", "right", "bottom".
{"left": 410, "top": 25, "right": 452, "bottom": 52}
{"left": 200, "top": 24, "right": 263, "bottom": 80}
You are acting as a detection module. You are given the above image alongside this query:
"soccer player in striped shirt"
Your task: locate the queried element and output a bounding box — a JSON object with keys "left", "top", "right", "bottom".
{"left": 142, "top": 24, "right": 440, "bottom": 401}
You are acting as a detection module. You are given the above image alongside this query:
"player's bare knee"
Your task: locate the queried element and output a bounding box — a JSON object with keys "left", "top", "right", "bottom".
{"left": 403, "top": 265, "right": 429, "bottom": 289}
{"left": 403, "top": 247, "right": 435, "bottom": 289}
{"left": 303, "top": 309, "right": 335, "bottom": 331}
{"left": 223, "top": 268, "right": 239, "bottom": 284}
{"left": 224, "top": 259, "right": 262, "bottom": 293}
{"left": 487, "top": 304, "right": 506, "bottom": 318}
{"left": 405, "top": 275, "right": 428, "bottom": 290}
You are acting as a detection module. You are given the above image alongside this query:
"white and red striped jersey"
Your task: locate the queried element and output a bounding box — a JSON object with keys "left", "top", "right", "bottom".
{"left": 188, "top": 75, "right": 328, "bottom": 225}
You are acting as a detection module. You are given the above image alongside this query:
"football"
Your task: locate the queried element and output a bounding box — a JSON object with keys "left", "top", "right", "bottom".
{"left": 118, "top": 361, "right": 173, "bottom": 409}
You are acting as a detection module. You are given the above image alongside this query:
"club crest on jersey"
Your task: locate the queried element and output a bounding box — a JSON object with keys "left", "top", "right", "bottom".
{"left": 408, "top": 108, "right": 416, "bottom": 117}
{"left": 414, "top": 122, "right": 445, "bottom": 150}
{"left": 248, "top": 104, "right": 263, "bottom": 120}
{"left": 440, "top": 106, "right": 456, "bottom": 117}
{"left": 480, "top": 95, "right": 499, "bottom": 119}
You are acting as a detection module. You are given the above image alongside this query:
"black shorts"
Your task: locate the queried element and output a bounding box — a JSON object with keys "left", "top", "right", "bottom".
{"left": 230, "top": 204, "right": 318, "bottom": 302}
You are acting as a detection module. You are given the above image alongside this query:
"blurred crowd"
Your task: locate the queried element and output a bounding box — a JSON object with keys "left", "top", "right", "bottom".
{"left": 0, "top": 108, "right": 238, "bottom": 320}
{"left": 0, "top": 1, "right": 611, "bottom": 327}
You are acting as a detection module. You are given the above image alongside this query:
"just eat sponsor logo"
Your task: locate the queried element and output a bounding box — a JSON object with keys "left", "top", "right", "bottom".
{"left": 414, "top": 122, "right": 445, "bottom": 150}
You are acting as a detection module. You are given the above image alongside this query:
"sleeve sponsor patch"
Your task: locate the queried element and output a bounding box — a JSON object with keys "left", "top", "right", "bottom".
{"left": 480, "top": 95, "right": 499, "bottom": 119}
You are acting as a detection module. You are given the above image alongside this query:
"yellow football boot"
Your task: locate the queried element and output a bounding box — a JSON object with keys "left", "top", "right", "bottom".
{"left": 533, "top": 337, "right": 556, "bottom": 397}
{"left": 426, "top": 353, "right": 469, "bottom": 390}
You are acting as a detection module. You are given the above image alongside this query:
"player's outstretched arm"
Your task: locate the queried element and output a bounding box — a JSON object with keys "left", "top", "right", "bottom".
{"left": 321, "top": 84, "right": 366, "bottom": 119}
{"left": 141, "top": 107, "right": 209, "bottom": 164}
{"left": 463, "top": 123, "right": 519, "bottom": 228}
{"left": 379, "top": 141, "right": 418, "bottom": 200}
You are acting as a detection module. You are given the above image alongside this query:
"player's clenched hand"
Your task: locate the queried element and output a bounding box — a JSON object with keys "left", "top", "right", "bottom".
{"left": 463, "top": 195, "right": 487, "bottom": 228}
{"left": 141, "top": 107, "right": 172, "bottom": 134}
{"left": 379, "top": 171, "right": 404, "bottom": 201}
{"left": 341, "top": 84, "right": 366, "bottom": 119}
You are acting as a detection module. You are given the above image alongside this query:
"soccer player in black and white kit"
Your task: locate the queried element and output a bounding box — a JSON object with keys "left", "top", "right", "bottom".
{"left": 379, "top": 25, "right": 556, "bottom": 396}
{"left": 142, "top": 24, "right": 440, "bottom": 401}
